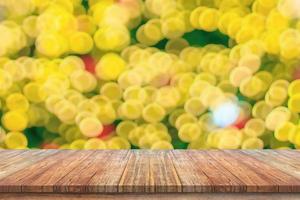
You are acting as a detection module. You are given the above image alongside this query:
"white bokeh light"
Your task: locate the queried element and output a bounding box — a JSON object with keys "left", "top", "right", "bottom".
{"left": 212, "top": 101, "right": 240, "bottom": 128}
{"left": 278, "top": 0, "right": 300, "bottom": 19}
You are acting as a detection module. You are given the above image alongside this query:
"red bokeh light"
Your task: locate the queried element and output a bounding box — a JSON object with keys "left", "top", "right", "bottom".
{"left": 81, "top": 55, "right": 97, "bottom": 74}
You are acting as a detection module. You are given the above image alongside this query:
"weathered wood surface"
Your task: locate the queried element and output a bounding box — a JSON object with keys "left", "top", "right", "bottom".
{"left": 0, "top": 150, "right": 300, "bottom": 193}
{"left": 1, "top": 193, "right": 300, "bottom": 200}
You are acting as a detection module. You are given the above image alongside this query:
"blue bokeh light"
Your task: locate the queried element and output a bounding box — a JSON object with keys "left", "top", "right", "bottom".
{"left": 212, "top": 102, "right": 240, "bottom": 128}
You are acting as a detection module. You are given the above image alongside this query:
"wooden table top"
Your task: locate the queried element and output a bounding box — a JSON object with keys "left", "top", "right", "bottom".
{"left": 0, "top": 150, "right": 300, "bottom": 193}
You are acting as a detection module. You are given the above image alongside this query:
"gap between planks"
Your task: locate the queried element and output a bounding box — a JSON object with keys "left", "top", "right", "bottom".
{"left": 0, "top": 150, "right": 300, "bottom": 193}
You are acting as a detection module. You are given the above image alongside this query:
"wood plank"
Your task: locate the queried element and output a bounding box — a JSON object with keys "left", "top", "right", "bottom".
{"left": 0, "top": 151, "right": 57, "bottom": 180}
{"left": 54, "top": 150, "right": 112, "bottom": 193}
{"left": 87, "top": 150, "right": 130, "bottom": 193}
{"left": 185, "top": 151, "right": 245, "bottom": 192}
{"left": 118, "top": 151, "right": 181, "bottom": 193}
{"left": 170, "top": 151, "right": 213, "bottom": 192}
{"left": 0, "top": 150, "right": 75, "bottom": 192}
{"left": 0, "top": 150, "right": 27, "bottom": 163}
{"left": 118, "top": 150, "right": 151, "bottom": 193}
{"left": 1, "top": 193, "right": 300, "bottom": 200}
{"left": 57, "top": 150, "right": 130, "bottom": 193}
{"left": 0, "top": 150, "right": 300, "bottom": 194}
{"left": 0, "top": 150, "right": 48, "bottom": 169}
{"left": 243, "top": 150, "right": 300, "bottom": 180}
{"left": 227, "top": 150, "right": 300, "bottom": 192}
{"left": 23, "top": 150, "right": 94, "bottom": 193}
{"left": 149, "top": 151, "right": 181, "bottom": 192}
{"left": 206, "top": 150, "right": 277, "bottom": 192}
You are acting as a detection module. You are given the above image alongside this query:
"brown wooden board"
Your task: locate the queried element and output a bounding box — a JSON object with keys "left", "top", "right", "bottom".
{"left": 1, "top": 193, "right": 300, "bottom": 200}
{"left": 0, "top": 150, "right": 300, "bottom": 193}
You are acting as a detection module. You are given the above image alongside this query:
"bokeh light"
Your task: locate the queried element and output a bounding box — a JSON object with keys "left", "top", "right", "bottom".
{"left": 278, "top": 0, "right": 300, "bottom": 19}
{"left": 212, "top": 102, "right": 241, "bottom": 128}
{"left": 0, "top": 0, "right": 300, "bottom": 150}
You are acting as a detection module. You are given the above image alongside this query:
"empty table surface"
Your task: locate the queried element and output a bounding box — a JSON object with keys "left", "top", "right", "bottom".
{"left": 0, "top": 150, "right": 300, "bottom": 199}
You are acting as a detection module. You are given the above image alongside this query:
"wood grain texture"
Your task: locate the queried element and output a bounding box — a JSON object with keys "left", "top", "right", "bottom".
{"left": 1, "top": 193, "right": 300, "bottom": 200}
{"left": 0, "top": 150, "right": 300, "bottom": 193}
{"left": 0, "top": 150, "right": 58, "bottom": 180}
